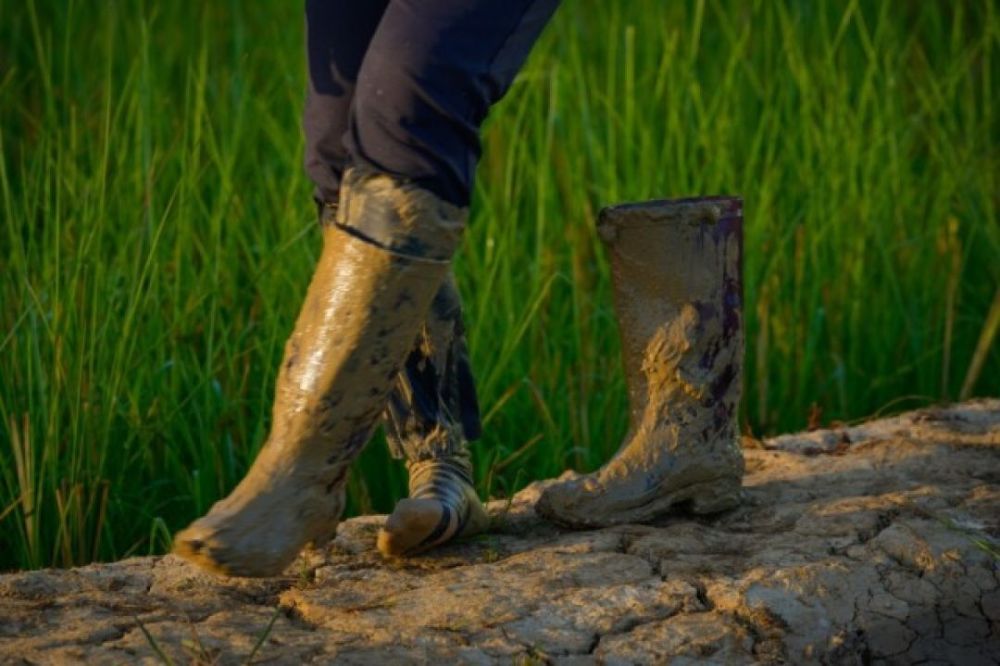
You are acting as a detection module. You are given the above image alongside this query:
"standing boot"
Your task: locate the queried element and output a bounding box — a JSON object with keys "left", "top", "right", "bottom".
{"left": 537, "top": 197, "right": 745, "bottom": 528}
{"left": 173, "top": 169, "right": 466, "bottom": 577}
{"left": 376, "top": 274, "right": 488, "bottom": 557}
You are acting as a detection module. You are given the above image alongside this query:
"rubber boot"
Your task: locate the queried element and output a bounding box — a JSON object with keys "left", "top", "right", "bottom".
{"left": 173, "top": 169, "right": 466, "bottom": 577}
{"left": 376, "top": 275, "right": 488, "bottom": 557}
{"left": 537, "top": 196, "right": 745, "bottom": 528}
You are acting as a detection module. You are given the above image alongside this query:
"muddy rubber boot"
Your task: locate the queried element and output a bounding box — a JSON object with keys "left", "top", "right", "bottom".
{"left": 173, "top": 169, "right": 466, "bottom": 577}
{"left": 537, "top": 197, "right": 745, "bottom": 528}
{"left": 376, "top": 275, "right": 488, "bottom": 557}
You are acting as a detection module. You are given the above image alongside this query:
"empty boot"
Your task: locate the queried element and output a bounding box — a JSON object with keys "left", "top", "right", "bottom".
{"left": 173, "top": 169, "right": 467, "bottom": 577}
{"left": 377, "top": 274, "right": 488, "bottom": 557}
{"left": 537, "top": 197, "right": 746, "bottom": 528}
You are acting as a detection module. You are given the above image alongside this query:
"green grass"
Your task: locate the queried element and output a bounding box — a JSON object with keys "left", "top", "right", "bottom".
{"left": 1, "top": 0, "right": 997, "bottom": 572}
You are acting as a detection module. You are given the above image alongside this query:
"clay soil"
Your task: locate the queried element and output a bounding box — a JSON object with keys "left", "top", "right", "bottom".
{"left": 2, "top": 400, "right": 999, "bottom": 664}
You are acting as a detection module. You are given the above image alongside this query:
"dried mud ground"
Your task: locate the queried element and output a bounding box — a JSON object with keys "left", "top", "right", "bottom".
{"left": 2, "top": 401, "right": 1000, "bottom": 665}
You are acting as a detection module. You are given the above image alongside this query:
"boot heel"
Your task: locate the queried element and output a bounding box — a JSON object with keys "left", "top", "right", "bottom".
{"left": 685, "top": 480, "right": 742, "bottom": 515}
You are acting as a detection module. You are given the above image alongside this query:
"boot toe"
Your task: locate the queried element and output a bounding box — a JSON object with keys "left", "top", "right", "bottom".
{"left": 173, "top": 519, "right": 293, "bottom": 578}
{"left": 536, "top": 477, "right": 605, "bottom": 528}
{"left": 173, "top": 524, "right": 240, "bottom": 576}
{"left": 378, "top": 498, "right": 451, "bottom": 558}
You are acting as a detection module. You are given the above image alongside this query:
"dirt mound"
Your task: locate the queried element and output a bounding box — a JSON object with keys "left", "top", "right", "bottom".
{"left": 2, "top": 400, "right": 999, "bottom": 664}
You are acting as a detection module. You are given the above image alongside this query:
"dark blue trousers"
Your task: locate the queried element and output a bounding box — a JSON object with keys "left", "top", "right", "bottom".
{"left": 304, "top": 0, "right": 560, "bottom": 209}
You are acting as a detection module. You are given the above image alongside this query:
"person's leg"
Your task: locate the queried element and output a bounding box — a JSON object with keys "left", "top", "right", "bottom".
{"left": 341, "top": 0, "right": 560, "bottom": 556}
{"left": 173, "top": 0, "right": 559, "bottom": 577}
{"left": 303, "top": 0, "right": 389, "bottom": 211}
{"left": 304, "top": 0, "right": 487, "bottom": 556}
{"left": 379, "top": 273, "right": 486, "bottom": 556}
{"left": 174, "top": 169, "right": 468, "bottom": 577}
{"left": 344, "top": 0, "right": 561, "bottom": 208}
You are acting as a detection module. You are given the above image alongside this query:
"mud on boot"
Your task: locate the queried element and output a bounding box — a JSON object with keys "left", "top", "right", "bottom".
{"left": 173, "top": 169, "right": 467, "bottom": 577}
{"left": 537, "top": 197, "right": 746, "bottom": 528}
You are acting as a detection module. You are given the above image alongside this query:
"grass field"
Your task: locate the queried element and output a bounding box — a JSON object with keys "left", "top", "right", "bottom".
{"left": 1, "top": 0, "right": 998, "bottom": 572}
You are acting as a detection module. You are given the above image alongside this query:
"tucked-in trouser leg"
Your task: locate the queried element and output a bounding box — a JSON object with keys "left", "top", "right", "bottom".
{"left": 345, "top": 0, "right": 562, "bottom": 208}
{"left": 306, "top": 0, "right": 561, "bottom": 213}
{"left": 303, "top": 0, "right": 389, "bottom": 208}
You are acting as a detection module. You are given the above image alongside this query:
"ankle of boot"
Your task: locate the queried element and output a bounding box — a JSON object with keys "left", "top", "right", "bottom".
{"left": 406, "top": 453, "right": 475, "bottom": 497}
{"left": 391, "top": 421, "right": 467, "bottom": 462}
{"left": 336, "top": 168, "right": 467, "bottom": 262}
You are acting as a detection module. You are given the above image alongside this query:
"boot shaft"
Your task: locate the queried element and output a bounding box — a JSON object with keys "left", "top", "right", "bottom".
{"left": 598, "top": 197, "right": 743, "bottom": 435}
{"left": 266, "top": 171, "right": 468, "bottom": 463}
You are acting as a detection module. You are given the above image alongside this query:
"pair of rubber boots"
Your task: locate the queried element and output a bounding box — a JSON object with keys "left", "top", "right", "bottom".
{"left": 173, "top": 171, "right": 745, "bottom": 577}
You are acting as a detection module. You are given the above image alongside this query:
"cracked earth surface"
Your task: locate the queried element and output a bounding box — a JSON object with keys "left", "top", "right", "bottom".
{"left": 2, "top": 400, "right": 999, "bottom": 664}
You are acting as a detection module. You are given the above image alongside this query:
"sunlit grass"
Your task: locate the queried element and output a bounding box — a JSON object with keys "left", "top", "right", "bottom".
{"left": 1, "top": 0, "right": 997, "bottom": 571}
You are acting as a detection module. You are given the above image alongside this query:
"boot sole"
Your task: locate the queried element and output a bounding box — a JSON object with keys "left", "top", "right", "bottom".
{"left": 539, "top": 476, "right": 743, "bottom": 529}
